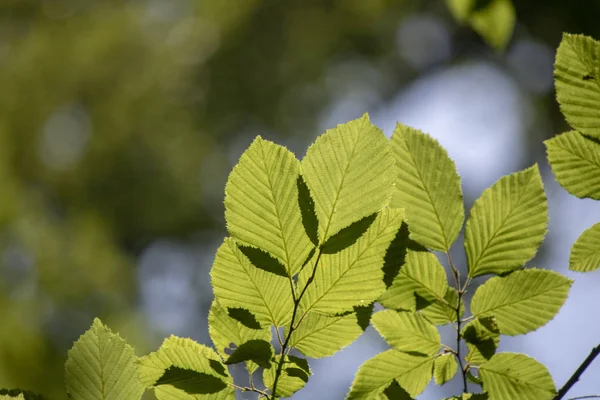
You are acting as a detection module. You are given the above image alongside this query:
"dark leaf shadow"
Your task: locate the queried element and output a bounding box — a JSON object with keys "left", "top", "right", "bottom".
{"left": 238, "top": 245, "right": 288, "bottom": 277}
{"left": 224, "top": 339, "right": 273, "bottom": 368}
{"left": 209, "top": 359, "right": 228, "bottom": 377}
{"left": 155, "top": 366, "right": 227, "bottom": 394}
{"left": 0, "top": 389, "right": 46, "bottom": 400}
{"left": 382, "top": 222, "right": 428, "bottom": 288}
{"left": 354, "top": 303, "right": 374, "bottom": 331}
{"left": 463, "top": 316, "right": 500, "bottom": 361}
{"left": 227, "top": 307, "right": 262, "bottom": 330}
{"left": 383, "top": 379, "right": 414, "bottom": 399}
{"left": 321, "top": 213, "right": 377, "bottom": 254}
{"left": 297, "top": 175, "right": 319, "bottom": 246}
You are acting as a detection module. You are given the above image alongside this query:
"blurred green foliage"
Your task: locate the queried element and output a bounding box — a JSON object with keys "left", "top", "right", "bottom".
{"left": 0, "top": 0, "right": 600, "bottom": 397}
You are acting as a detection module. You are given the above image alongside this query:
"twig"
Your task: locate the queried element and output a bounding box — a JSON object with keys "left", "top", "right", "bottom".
{"left": 555, "top": 344, "right": 600, "bottom": 400}
{"left": 568, "top": 396, "right": 600, "bottom": 399}
{"left": 230, "top": 383, "right": 270, "bottom": 397}
{"left": 447, "top": 251, "right": 468, "bottom": 393}
{"left": 269, "top": 248, "right": 323, "bottom": 400}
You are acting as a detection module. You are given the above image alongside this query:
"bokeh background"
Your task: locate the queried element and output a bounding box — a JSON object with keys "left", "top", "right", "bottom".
{"left": 1, "top": 1, "right": 600, "bottom": 399}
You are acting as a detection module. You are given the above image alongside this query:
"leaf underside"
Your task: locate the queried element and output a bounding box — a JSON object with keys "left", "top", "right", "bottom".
{"left": 372, "top": 310, "right": 441, "bottom": 357}
{"left": 434, "top": 353, "right": 458, "bottom": 386}
{"left": 479, "top": 352, "right": 556, "bottom": 400}
{"left": 65, "top": 318, "right": 144, "bottom": 400}
{"left": 465, "top": 165, "right": 548, "bottom": 278}
{"left": 471, "top": 269, "right": 572, "bottom": 335}
{"left": 545, "top": 130, "right": 600, "bottom": 200}
{"left": 390, "top": 123, "right": 464, "bottom": 251}
{"left": 555, "top": 33, "right": 600, "bottom": 139}
{"left": 570, "top": 222, "right": 600, "bottom": 272}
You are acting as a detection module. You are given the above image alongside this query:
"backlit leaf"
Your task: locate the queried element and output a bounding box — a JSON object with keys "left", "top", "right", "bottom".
{"left": 471, "top": 269, "right": 572, "bottom": 335}
{"left": 211, "top": 237, "right": 293, "bottom": 327}
{"left": 138, "top": 336, "right": 234, "bottom": 400}
{"left": 299, "top": 208, "right": 404, "bottom": 315}
{"left": 446, "top": 0, "right": 515, "bottom": 50}
{"left": 545, "top": 130, "right": 600, "bottom": 200}
{"left": 346, "top": 349, "right": 433, "bottom": 399}
{"left": 465, "top": 165, "right": 547, "bottom": 277}
{"left": 479, "top": 353, "right": 556, "bottom": 400}
{"left": 224, "top": 339, "right": 272, "bottom": 369}
{"left": 289, "top": 306, "right": 371, "bottom": 358}
{"left": 301, "top": 114, "right": 395, "bottom": 243}
{"left": 463, "top": 316, "right": 500, "bottom": 365}
{"left": 225, "top": 137, "right": 313, "bottom": 276}
{"left": 372, "top": 310, "right": 441, "bottom": 357}
{"left": 554, "top": 34, "right": 600, "bottom": 139}
{"left": 420, "top": 287, "right": 464, "bottom": 326}
{"left": 570, "top": 222, "right": 600, "bottom": 272}
{"left": 390, "top": 124, "right": 464, "bottom": 251}
{"left": 379, "top": 251, "right": 449, "bottom": 312}
{"left": 65, "top": 318, "right": 144, "bottom": 400}
{"left": 263, "top": 355, "right": 311, "bottom": 398}
{"left": 434, "top": 354, "right": 458, "bottom": 385}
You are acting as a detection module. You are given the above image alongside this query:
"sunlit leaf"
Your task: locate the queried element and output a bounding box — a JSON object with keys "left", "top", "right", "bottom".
{"left": 225, "top": 137, "right": 313, "bottom": 276}
{"left": 390, "top": 123, "right": 464, "bottom": 251}
{"left": 263, "top": 355, "right": 311, "bottom": 398}
{"left": 420, "top": 287, "right": 464, "bottom": 326}
{"left": 379, "top": 251, "right": 449, "bottom": 312}
{"left": 434, "top": 354, "right": 458, "bottom": 385}
{"left": 545, "top": 130, "right": 600, "bottom": 200}
{"left": 479, "top": 353, "right": 556, "bottom": 400}
{"left": 289, "top": 305, "right": 371, "bottom": 358}
{"left": 555, "top": 33, "right": 600, "bottom": 139}
{"left": 138, "top": 336, "right": 234, "bottom": 400}
{"left": 446, "top": 0, "right": 515, "bottom": 50}
{"left": 465, "top": 165, "right": 547, "bottom": 277}
{"left": 471, "top": 269, "right": 572, "bottom": 335}
{"left": 299, "top": 208, "right": 404, "bottom": 315}
{"left": 372, "top": 310, "right": 441, "bottom": 357}
{"left": 570, "top": 222, "right": 600, "bottom": 271}
{"left": 208, "top": 301, "right": 271, "bottom": 373}
{"left": 65, "top": 318, "right": 144, "bottom": 400}
{"left": 301, "top": 113, "right": 396, "bottom": 243}
{"left": 463, "top": 316, "right": 500, "bottom": 365}
{"left": 346, "top": 349, "right": 433, "bottom": 399}
{"left": 211, "top": 237, "right": 294, "bottom": 327}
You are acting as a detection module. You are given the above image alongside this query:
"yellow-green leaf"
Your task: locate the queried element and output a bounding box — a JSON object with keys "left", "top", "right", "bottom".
{"left": 434, "top": 354, "right": 458, "bottom": 385}
{"left": 390, "top": 124, "right": 464, "bottom": 252}
{"left": 570, "top": 222, "right": 600, "bottom": 272}
{"left": 372, "top": 310, "right": 441, "bottom": 357}
{"left": 465, "top": 165, "right": 547, "bottom": 277}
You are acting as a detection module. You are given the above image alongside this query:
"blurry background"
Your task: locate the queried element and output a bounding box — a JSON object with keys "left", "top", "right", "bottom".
{"left": 0, "top": 0, "right": 600, "bottom": 398}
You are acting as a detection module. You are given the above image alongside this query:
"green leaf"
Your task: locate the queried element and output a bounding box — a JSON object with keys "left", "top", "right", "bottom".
{"left": 434, "top": 353, "right": 458, "bottom": 385}
{"left": 0, "top": 390, "right": 44, "bottom": 400}
{"left": 211, "top": 237, "right": 294, "bottom": 327}
{"left": 446, "top": 0, "right": 515, "bottom": 50}
{"left": 421, "top": 287, "right": 464, "bottom": 326}
{"left": 224, "top": 136, "right": 313, "bottom": 276}
{"left": 471, "top": 269, "right": 572, "bottom": 335}
{"left": 379, "top": 251, "right": 449, "bottom": 312}
{"left": 382, "top": 381, "right": 414, "bottom": 399}
{"left": 463, "top": 316, "right": 500, "bottom": 365}
{"left": 545, "top": 130, "right": 600, "bottom": 200}
{"left": 390, "top": 123, "right": 464, "bottom": 251}
{"left": 0, "top": 396, "right": 24, "bottom": 400}
{"left": 554, "top": 34, "right": 600, "bottom": 139}
{"left": 301, "top": 113, "right": 396, "bottom": 243}
{"left": 138, "top": 336, "right": 234, "bottom": 400}
{"left": 208, "top": 301, "right": 270, "bottom": 372}
{"left": 444, "top": 394, "right": 488, "bottom": 400}
{"left": 479, "top": 353, "right": 556, "bottom": 400}
{"left": 570, "top": 222, "right": 600, "bottom": 271}
{"left": 465, "top": 165, "right": 548, "bottom": 277}
{"left": 224, "top": 339, "right": 273, "bottom": 368}
{"left": 372, "top": 310, "right": 441, "bottom": 357}
{"left": 65, "top": 318, "right": 144, "bottom": 400}
{"left": 289, "top": 306, "right": 371, "bottom": 358}
{"left": 155, "top": 367, "right": 226, "bottom": 394}
{"left": 299, "top": 207, "right": 405, "bottom": 315}
{"left": 346, "top": 349, "right": 433, "bottom": 399}
{"left": 263, "top": 355, "right": 311, "bottom": 398}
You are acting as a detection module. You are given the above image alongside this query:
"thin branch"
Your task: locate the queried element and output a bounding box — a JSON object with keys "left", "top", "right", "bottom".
{"left": 555, "top": 344, "right": 600, "bottom": 400}
{"left": 455, "top": 288, "right": 468, "bottom": 393}
{"left": 230, "top": 383, "right": 270, "bottom": 397}
{"left": 568, "top": 396, "right": 600, "bottom": 400}
{"left": 269, "top": 248, "right": 323, "bottom": 400}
